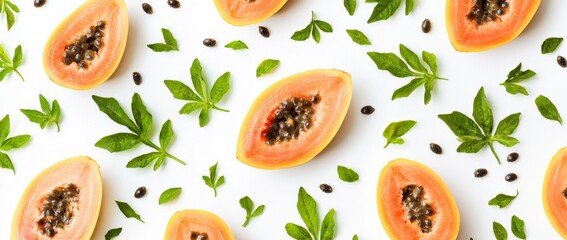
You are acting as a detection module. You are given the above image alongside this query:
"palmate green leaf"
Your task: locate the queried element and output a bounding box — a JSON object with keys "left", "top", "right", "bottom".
{"left": 104, "top": 228, "right": 122, "bottom": 240}
{"left": 344, "top": 0, "right": 356, "bottom": 15}
{"left": 190, "top": 58, "right": 208, "bottom": 100}
{"left": 92, "top": 95, "right": 139, "bottom": 134}
{"left": 95, "top": 133, "right": 140, "bottom": 153}
{"left": 320, "top": 209, "right": 335, "bottom": 240}
{"left": 511, "top": 215, "right": 526, "bottom": 239}
{"left": 493, "top": 221, "right": 508, "bottom": 240}
{"left": 158, "top": 187, "right": 182, "bottom": 205}
{"left": 399, "top": 44, "right": 427, "bottom": 73}
{"left": 256, "top": 59, "right": 280, "bottom": 77}
{"left": 164, "top": 80, "right": 202, "bottom": 101}
{"left": 126, "top": 152, "right": 161, "bottom": 168}
{"left": 286, "top": 223, "right": 313, "bottom": 240}
{"left": 383, "top": 120, "right": 416, "bottom": 148}
{"left": 346, "top": 29, "right": 371, "bottom": 45}
{"left": 472, "top": 87, "right": 494, "bottom": 136}
{"left": 367, "top": 52, "right": 417, "bottom": 78}
{"left": 297, "top": 187, "right": 319, "bottom": 238}
{"left": 488, "top": 190, "right": 519, "bottom": 208}
{"left": 131, "top": 93, "right": 153, "bottom": 138}
{"left": 367, "top": 0, "right": 403, "bottom": 23}
{"left": 0, "top": 152, "right": 14, "bottom": 173}
{"left": 115, "top": 201, "right": 144, "bottom": 223}
{"left": 210, "top": 72, "right": 231, "bottom": 104}
{"left": 535, "top": 95, "right": 562, "bottom": 124}
{"left": 159, "top": 120, "right": 173, "bottom": 150}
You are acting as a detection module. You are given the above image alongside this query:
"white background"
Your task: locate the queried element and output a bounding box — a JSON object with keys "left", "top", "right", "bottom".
{"left": 0, "top": 0, "right": 565, "bottom": 239}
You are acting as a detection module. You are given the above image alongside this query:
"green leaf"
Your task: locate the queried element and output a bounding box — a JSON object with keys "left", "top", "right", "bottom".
{"left": 92, "top": 95, "right": 139, "bottom": 133}
{"left": 291, "top": 24, "right": 313, "bottom": 41}
{"left": 115, "top": 201, "right": 144, "bottom": 223}
{"left": 502, "top": 83, "right": 528, "bottom": 96}
{"left": 500, "top": 63, "right": 535, "bottom": 95}
{"left": 320, "top": 209, "right": 335, "bottom": 240}
{"left": 159, "top": 120, "right": 173, "bottom": 150}
{"left": 423, "top": 78, "right": 435, "bottom": 105}
{"left": 5, "top": 1, "right": 20, "bottom": 12}
{"left": 399, "top": 44, "right": 427, "bottom": 73}
{"left": 472, "top": 87, "right": 493, "bottom": 135}
{"left": 541, "top": 37, "right": 563, "bottom": 54}
{"left": 224, "top": 40, "right": 248, "bottom": 50}
{"left": 161, "top": 28, "right": 178, "bottom": 49}
{"left": 164, "top": 80, "right": 202, "bottom": 101}
{"left": 344, "top": 0, "right": 356, "bottom": 15}
{"left": 20, "top": 109, "right": 49, "bottom": 127}
{"left": 51, "top": 100, "right": 61, "bottom": 131}
{"left": 158, "top": 187, "right": 182, "bottom": 204}
{"left": 493, "top": 221, "right": 508, "bottom": 240}
{"left": 0, "top": 44, "right": 10, "bottom": 63}
{"left": 252, "top": 205, "right": 265, "bottom": 217}
{"left": 491, "top": 135, "right": 519, "bottom": 147}
{"left": 391, "top": 78, "right": 425, "bottom": 100}
{"left": 190, "top": 58, "right": 208, "bottom": 100}
{"left": 39, "top": 95, "right": 51, "bottom": 114}
{"left": 367, "top": 0, "right": 403, "bottom": 23}
{"left": 314, "top": 20, "right": 333, "bottom": 33}
{"left": 95, "top": 133, "right": 140, "bottom": 153}
{"left": 216, "top": 176, "right": 225, "bottom": 187}
{"left": 204, "top": 162, "right": 224, "bottom": 197}
{"left": 240, "top": 196, "right": 265, "bottom": 227}
{"left": 131, "top": 93, "right": 153, "bottom": 138}
{"left": 0, "top": 135, "right": 30, "bottom": 151}
{"left": 153, "top": 154, "right": 166, "bottom": 171}
{"left": 0, "top": 68, "right": 11, "bottom": 82}
{"left": 202, "top": 176, "right": 212, "bottom": 188}
{"left": 367, "top": 52, "right": 417, "bottom": 78}
{"left": 6, "top": 6, "right": 15, "bottom": 31}
{"left": 179, "top": 102, "right": 206, "bottom": 115}
{"left": 126, "top": 152, "right": 161, "bottom": 168}
{"left": 198, "top": 107, "right": 210, "bottom": 127}
{"left": 0, "top": 115, "right": 9, "bottom": 143}
{"left": 494, "top": 113, "right": 521, "bottom": 136}
{"left": 438, "top": 111, "right": 484, "bottom": 138}
{"left": 353, "top": 235, "right": 359, "bottom": 240}
{"left": 297, "top": 187, "right": 319, "bottom": 238}
{"left": 0, "top": 152, "right": 14, "bottom": 174}
{"left": 511, "top": 215, "right": 526, "bottom": 239}
{"left": 488, "top": 190, "right": 519, "bottom": 208}
{"left": 104, "top": 228, "right": 122, "bottom": 240}
{"left": 456, "top": 140, "right": 486, "bottom": 153}
{"left": 507, "top": 63, "right": 522, "bottom": 79}
{"left": 383, "top": 120, "right": 416, "bottom": 148}
{"left": 210, "top": 72, "right": 231, "bottom": 104}
{"left": 256, "top": 59, "right": 280, "bottom": 77}
{"left": 285, "top": 223, "right": 313, "bottom": 240}
{"left": 312, "top": 25, "right": 321, "bottom": 43}
{"left": 147, "top": 43, "right": 176, "bottom": 52}
{"left": 337, "top": 165, "right": 359, "bottom": 182}
{"left": 12, "top": 45, "right": 22, "bottom": 68}
{"left": 422, "top": 51, "right": 437, "bottom": 74}
{"left": 20, "top": 95, "right": 61, "bottom": 131}
{"left": 346, "top": 29, "right": 371, "bottom": 45}
{"left": 535, "top": 95, "right": 562, "bottom": 124}
{"left": 405, "top": 0, "right": 414, "bottom": 15}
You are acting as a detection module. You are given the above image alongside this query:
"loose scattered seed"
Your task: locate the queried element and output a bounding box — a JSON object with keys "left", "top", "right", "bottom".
{"left": 263, "top": 96, "right": 320, "bottom": 145}
{"left": 203, "top": 38, "right": 216, "bottom": 47}
{"left": 319, "top": 183, "right": 333, "bottom": 193}
{"left": 360, "top": 105, "right": 375, "bottom": 115}
{"left": 507, "top": 152, "right": 519, "bottom": 162}
{"left": 474, "top": 168, "right": 488, "bottom": 178}
{"left": 37, "top": 184, "right": 80, "bottom": 238}
{"left": 421, "top": 19, "right": 431, "bottom": 33}
{"left": 62, "top": 21, "right": 106, "bottom": 69}
{"left": 259, "top": 26, "right": 270, "bottom": 38}
{"left": 558, "top": 56, "right": 567, "bottom": 68}
{"left": 134, "top": 186, "right": 147, "bottom": 198}
{"left": 142, "top": 3, "right": 153, "bottom": 14}
{"left": 34, "top": 0, "right": 46, "bottom": 8}
{"left": 132, "top": 72, "right": 142, "bottom": 85}
{"left": 402, "top": 185, "right": 435, "bottom": 233}
{"left": 429, "top": 143, "right": 442, "bottom": 154}
{"left": 167, "top": 0, "right": 180, "bottom": 8}
{"left": 505, "top": 173, "right": 517, "bottom": 182}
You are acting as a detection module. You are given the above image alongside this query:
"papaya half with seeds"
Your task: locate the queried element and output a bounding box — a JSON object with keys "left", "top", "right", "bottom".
{"left": 543, "top": 147, "right": 567, "bottom": 238}
{"left": 164, "top": 209, "right": 235, "bottom": 240}
{"left": 446, "top": 0, "right": 540, "bottom": 52}
{"left": 237, "top": 69, "right": 352, "bottom": 169}
{"left": 213, "top": 0, "right": 288, "bottom": 26}
{"left": 11, "top": 156, "right": 102, "bottom": 240}
{"left": 377, "top": 159, "right": 460, "bottom": 240}
{"left": 43, "top": 0, "right": 128, "bottom": 90}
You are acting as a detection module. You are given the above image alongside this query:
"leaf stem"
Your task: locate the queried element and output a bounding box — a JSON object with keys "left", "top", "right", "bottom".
{"left": 242, "top": 217, "right": 250, "bottom": 227}
{"left": 488, "top": 142, "right": 501, "bottom": 165}
{"left": 141, "top": 138, "right": 186, "bottom": 165}
{"left": 212, "top": 105, "right": 229, "bottom": 112}
{"left": 13, "top": 69, "right": 24, "bottom": 81}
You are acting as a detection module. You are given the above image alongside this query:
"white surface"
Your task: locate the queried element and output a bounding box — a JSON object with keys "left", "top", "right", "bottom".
{"left": 0, "top": 0, "right": 565, "bottom": 239}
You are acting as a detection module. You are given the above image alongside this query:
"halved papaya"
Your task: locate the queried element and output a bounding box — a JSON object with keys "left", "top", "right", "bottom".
{"left": 213, "top": 0, "right": 288, "bottom": 26}
{"left": 377, "top": 159, "right": 460, "bottom": 239}
{"left": 43, "top": 0, "right": 128, "bottom": 90}
{"left": 11, "top": 156, "right": 102, "bottom": 240}
{"left": 543, "top": 147, "right": 567, "bottom": 238}
{"left": 164, "top": 209, "right": 235, "bottom": 240}
{"left": 446, "top": 0, "right": 541, "bottom": 52}
{"left": 237, "top": 69, "right": 352, "bottom": 169}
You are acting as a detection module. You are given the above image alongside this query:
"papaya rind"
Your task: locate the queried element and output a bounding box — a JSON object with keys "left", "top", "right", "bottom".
{"left": 213, "top": 0, "right": 288, "bottom": 26}
{"left": 164, "top": 209, "right": 235, "bottom": 240}
{"left": 542, "top": 147, "right": 567, "bottom": 238}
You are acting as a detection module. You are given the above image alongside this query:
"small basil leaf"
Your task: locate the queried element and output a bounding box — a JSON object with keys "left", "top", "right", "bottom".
{"left": 190, "top": 58, "right": 208, "bottom": 100}
{"left": 256, "top": 59, "right": 280, "bottom": 77}
{"left": 115, "top": 201, "right": 144, "bottom": 223}
{"left": 224, "top": 40, "right": 248, "bottom": 50}
{"left": 367, "top": 52, "right": 417, "bottom": 78}
{"left": 20, "top": 109, "right": 49, "bottom": 126}
{"left": 291, "top": 24, "right": 313, "bottom": 41}
{"left": 104, "top": 228, "right": 122, "bottom": 240}
{"left": 422, "top": 51, "right": 438, "bottom": 74}
{"left": 337, "top": 165, "right": 359, "bottom": 182}
{"left": 391, "top": 78, "right": 425, "bottom": 100}
{"left": 0, "top": 115, "right": 9, "bottom": 143}
{"left": 12, "top": 45, "right": 22, "bottom": 68}
{"left": 0, "top": 135, "right": 30, "bottom": 151}
{"left": 344, "top": 0, "right": 356, "bottom": 15}
{"left": 494, "top": 113, "right": 521, "bottom": 136}
{"left": 159, "top": 120, "right": 173, "bottom": 150}
{"left": 95, "top": 133, "right": 140, "bottom": 153}
{"left": 179, "top": 102, "right": 206, "bottom": 115}
{"left": 491, "top": 135, "right": 519, "bottom": 147}
{"left": 153, "top": 154, "right": 166, "bottom": 171}
{"left": 405, "top": 0, "right": 414, "bottom": 15}
{"left": 210, "top": 72, "right": 231, "bottom": 104}
{"left": 161, "top": 28, "right": 178, "bottom": 49}
{"left": 6, "top": 6, "right": 15, "bottom": 31}
{"left": 159, "top": 187, "right": 182, "bottom": 204}
{"left": 399, "top": 44, "right": 427, "bottom": 73}
{"left": 0, "top": 152, "right": 15, "bottom": 173}
{"left": 423, "top": 78, "right": 435, "bottom": 105}
{"left": 314, "top": 20, "right": 333, "bottom": 33}
{"left": 164, "top": 80, "right": 202, "bottom": 101}
{"left": 39, "top": 95, "right": 51, "bottom": 114}
{"left": 493, "top": 221, "right": 508, "bottom": 240}
{"left": 126, "top": 152, "right": 160, "bottom": 168}
{"left": 285, "top": 223, "right": 313, "bottom": 240}
{"left": 438, "top": 111, "right": 484, "bottom": 138}
{"left": 502, "top": 83, "right": 528, "bottom": 96}
{"left": 535, "top": 95, "right": 562, "bottom": 124}
{"left": 147, "top": 43, "right": 176, "bottom": 52}
{"left": 353, "top": 235, "right": 359, "bottom": 240}
{"left": 367, "top": 0, "right": 403, "bottom": 23}
{"left": 92, "top": 95, "right": 139, "bottom": 134}
{"left": 320, "top": 208, "right": 335, "bottom": 240}
{"left": 312, "top": 25, "right": 321, "bottom": 43}
{"left": 198, "top": 107, "right": 210, "bottom": 127}
{"left": 511, "top": 215, "right": 526, "bottom": 239}
{"left": 131, "top": 93, "right": 153, "bottom": 138}
{"left": 456, "top": 140, "right": 486, "bottom": 153}
{"left": 383, "top": 120, "right": 417, "bottom": 148}
{"left": 346, "top": 29, "right": 371, "bottom": 45}
{"left": 541, "top": 37, "right": 563, "bottom": 54}
{"left": 240, "top": 196, "right": 254, "bottom": 215}
{"left": 488, "top": 190, "right": 519, "bottom": 208}
{"left": 297, "top": 187, "right": 319, "bottom": 238}
{"left": 472, "top": 87, "right": 494, "bottom": 136}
